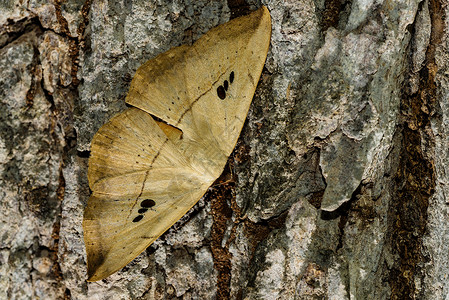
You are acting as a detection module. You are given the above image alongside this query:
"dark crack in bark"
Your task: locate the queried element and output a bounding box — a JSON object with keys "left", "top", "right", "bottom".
{"left": 208, "top": 167, "right": 235, "bottom": 300}
{"left": 388, "top": 0, "right": 443, "bottom": 298}
{"left": 227, "top": 0, "right": 252, "bottom": 19}
{"left": 321, "top": 0, "right": 346, "bottom": 31}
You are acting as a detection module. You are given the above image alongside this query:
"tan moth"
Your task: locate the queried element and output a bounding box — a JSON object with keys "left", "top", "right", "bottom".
{"left": 83, "top": 6, "right": 271, "bottom": 281}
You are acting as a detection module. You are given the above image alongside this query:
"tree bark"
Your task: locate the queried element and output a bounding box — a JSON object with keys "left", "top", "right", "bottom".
{"left": 1, "top": 0, "right": 448, "bottom": 299}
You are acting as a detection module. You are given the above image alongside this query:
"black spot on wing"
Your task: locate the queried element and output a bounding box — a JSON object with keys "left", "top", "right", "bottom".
{"left": 224, "top": 80, "right": 229, "bottom": 91}
{"left": 141, "top": 199, "right": 156, "bottom": 208}
{"left": 138, "top": 208, "right": 148, "bottom": 214}
{"left": 217, "top": 86, "right": 226, "bottom": 100}
{"left": 133, "top": 215, "right": 144, "bottom": 222}
{"left": 229, "top": 71, "right": 234, "bottom": 83}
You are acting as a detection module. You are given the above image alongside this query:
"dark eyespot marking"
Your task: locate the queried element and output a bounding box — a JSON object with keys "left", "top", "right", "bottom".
{"left": 138, "top": 208, "right": 148, "bottom": 214}
{"left": 230, "top": 71, "right": 234, "bottom": 83}
{"left": 217, "top": 86, "right": 226, "bottom": 100}
{"left": 224, "top": 80, "right": 229, "bottom": 91}
{"left": 141, "top": 199, "right": 156, "bottom": 208}
{"left": 133, "top": 215, "right": 144, "bottom": 222}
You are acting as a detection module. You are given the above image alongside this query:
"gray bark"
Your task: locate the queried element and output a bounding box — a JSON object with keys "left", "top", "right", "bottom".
{"left": 0, "top": 0, "right": 448, "bottom": 299}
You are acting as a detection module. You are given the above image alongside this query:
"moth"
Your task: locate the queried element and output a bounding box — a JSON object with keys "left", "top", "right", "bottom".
{"left": 83, "top": 6, "right": 271, "bottom": 281}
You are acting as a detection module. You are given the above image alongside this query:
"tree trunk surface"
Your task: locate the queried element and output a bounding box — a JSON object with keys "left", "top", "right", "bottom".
{"left": 1, "top": 0, "right": 448, "bottom": 299}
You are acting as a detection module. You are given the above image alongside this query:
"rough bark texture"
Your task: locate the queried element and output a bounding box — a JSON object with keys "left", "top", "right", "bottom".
{"left": 1, "top": 0, "right": 449, "bottom": 299}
